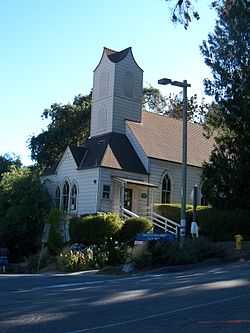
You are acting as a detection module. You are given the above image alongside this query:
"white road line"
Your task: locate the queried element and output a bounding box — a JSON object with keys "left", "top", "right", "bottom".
{"left": 64, "top": 292, "right": 250, "bottom": 333}
{"left": 12, "top": 265, "right": 250, "bottom": 294}
{"left": 12, "top": 274, "right": 161, "bottom": 293}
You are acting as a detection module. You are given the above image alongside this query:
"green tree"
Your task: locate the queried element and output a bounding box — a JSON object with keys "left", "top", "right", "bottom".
{"left": 0, "top": 167, "right": 50, "bottom": 259}
{"left": 29, "top": 93, "right": 91, "bottom": 168}
{"left": 143, "top": 86, "right": 209, "bottom": 123}
{"left": 164, "top": 0, "right": 236, "bottom": 29}
{"left": 0, "top": 153, "right": 21, "bottom": 181}
{"left": 201, "top": 0, "right": 250, "bottom": 209}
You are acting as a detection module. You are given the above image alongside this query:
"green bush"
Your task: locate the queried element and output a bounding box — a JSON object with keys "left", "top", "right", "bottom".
{"left": 154, "top": 204, "right": 250, "bottom": 241}
{"left": 47, "top": 208, "right": 64, "bottom": 255}
{"left": 68, "top": 216, "right": 85, "bottom": 243}
{"left": 27, "top": 247, "right": 50, "bottom": 273}
{"left": 119, "top": 217, "right": 153, "bottom": 242}
{"left": 143, "top": 237, "right": 225, "bottom": 267}
{"left": 56, "top": 247, "right": 94, "bottom": 272}
{"left": 0, "top": 167, "right": 51, "bottom": 261}
{"left": 197, "top": 208, "right": 250, "bottom": 241}
{"left": 69, "top": 212, "right": 123, "bottom": 245}
{"left": 154, "top": 203, "right": 206, "bottom": 223}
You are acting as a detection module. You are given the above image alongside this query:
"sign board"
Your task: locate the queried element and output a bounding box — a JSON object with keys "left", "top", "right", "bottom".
{"left": 135, "top": 233, "right": 175, "bottom": 241}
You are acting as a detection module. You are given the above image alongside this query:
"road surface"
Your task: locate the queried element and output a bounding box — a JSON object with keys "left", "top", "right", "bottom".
{"left": 0, "top": 261, "right": 250, "bottom": 332}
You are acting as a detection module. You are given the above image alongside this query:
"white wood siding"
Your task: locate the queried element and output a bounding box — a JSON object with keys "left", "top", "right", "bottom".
{"left": 98, "top": 167, "right": 150, "bottom": 215}
{"left": 91, "top": 52, "right": 115, "bottom": 137}
{"left": 149, "top": 158, "right": 202, "bottom": 205}
{"left": 91, "top": 48, "right": 143, "bottom": 137}
{"left": 112, "top": 50, "right": 143, "bottom": 133}
{"left": 42, "top": 147, "right": 99, "bottom": 215}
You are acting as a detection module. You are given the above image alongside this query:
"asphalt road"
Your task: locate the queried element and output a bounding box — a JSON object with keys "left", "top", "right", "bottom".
{"left": 0, "top": 261, "right": 250, "bottom": 333}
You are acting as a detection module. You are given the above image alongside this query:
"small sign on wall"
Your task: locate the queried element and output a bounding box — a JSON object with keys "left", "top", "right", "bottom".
{"left": 141, "top": 193, "right": 147, "bottom": 199}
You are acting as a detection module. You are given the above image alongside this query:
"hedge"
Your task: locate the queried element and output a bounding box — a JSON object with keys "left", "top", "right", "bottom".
{"left": 119, "top": 217, "right": 153, "bottom": 242}
{"left": 69, "top": 212, "right": 123, "bottom": 245}
{"left": 154, "top": 204, "right": 250, "bottom": 241}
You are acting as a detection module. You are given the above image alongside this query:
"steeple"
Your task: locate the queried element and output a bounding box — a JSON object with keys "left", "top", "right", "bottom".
{"left": 90, "top": 47, "right": 143, "bottom": 137}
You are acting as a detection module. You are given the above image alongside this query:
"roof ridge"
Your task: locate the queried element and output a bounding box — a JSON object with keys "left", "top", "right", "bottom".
{"left": 104, "top": 47, "right": 117, "bottom": 55}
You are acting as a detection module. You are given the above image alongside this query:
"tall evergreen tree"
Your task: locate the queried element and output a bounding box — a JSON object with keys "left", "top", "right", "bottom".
{"left": 201, "top": 0, "right": 250, "bottom": 209}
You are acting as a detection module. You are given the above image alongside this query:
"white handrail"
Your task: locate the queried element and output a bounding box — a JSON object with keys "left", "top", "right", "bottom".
{"left": 151, "top": 211, "right": 180, "bottom": 237}
{"left": 121, "top": 207, "right": 180, "bottom": 238}
{"left": 121, "top": 207, "right": 139, "bottom": 219}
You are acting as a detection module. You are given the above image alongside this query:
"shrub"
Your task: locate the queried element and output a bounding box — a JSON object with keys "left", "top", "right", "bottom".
{"left": 154, "top": 204, "right": 206, "bottom": 223}
{"left": 27, "top": 247, "right": 50, "bottom": 273}
{"left": 119, "top": 217, "right": 153, "bottom": 242}
{"left": 69, "top": 212, "right": 123, "bottom": 245}
{"left": 47, "top": 208, "right": 64, "bottom": 255}
{"left": 69, "top": 216, "right": 86, "bottom": 243}
{"left": 56, "top": 247, "right": 93, "bottom": 272}
{"left": 197, "top": 208, "right": 250, "bottom": 241}
{"left": 154, "top": 204, "right": 250, "bottom": 241}
{"left": 0, "top": 167, "right": 50, "bottom": 261}
{"left": 140, "top": 237, "right": 225, "bottom": 268}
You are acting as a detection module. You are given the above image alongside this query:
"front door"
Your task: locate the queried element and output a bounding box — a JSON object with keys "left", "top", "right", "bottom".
{"left": 124, "top": 188, "right": 133, "bottom": 211}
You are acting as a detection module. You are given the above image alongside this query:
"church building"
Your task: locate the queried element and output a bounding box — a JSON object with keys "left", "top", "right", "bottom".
{"left": 42, "top": 47, "right": 214, "bottom": 218}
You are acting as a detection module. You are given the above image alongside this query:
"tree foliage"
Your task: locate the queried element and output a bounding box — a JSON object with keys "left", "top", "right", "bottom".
{"left": 29, "top": 93, "right": 91, "bottom": 168}
{"left": 0, "top": 153, "right": 21, "bottom": 181}
{"left": 201, "top": 0, "right": 250, "bottom": 209}
{"left": 164, "top": 0, "right": 236, "bottom": 29}
{"left": 0, "top": 167, "right": 50, "bottom": 259}
{"left": 143, "top": 86, "right": 209, "bottom": 123}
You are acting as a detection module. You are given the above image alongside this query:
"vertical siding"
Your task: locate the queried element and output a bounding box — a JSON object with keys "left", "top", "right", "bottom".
{"left": 90, "top": 99, "right": 113, "bottom": 136}
{"left": 42, "top": 147, "right": 99, "bottom": 215}
{"left": 90, "top": 48, "right": 143, "bottom": 137}
{"left": 112, "top": 50, "right": 143, "bottom": 133}
{"left": 91, "top": 53, "right": 115, "bottom": 137}
{"left": 149, "top": 158, "right": 202, "bottom": 205}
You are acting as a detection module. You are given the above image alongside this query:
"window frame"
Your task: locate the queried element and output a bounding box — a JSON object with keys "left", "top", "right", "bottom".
{"left": 161, "top": 173, "right": 171, "bottom": 204}
{"left": 62, "top": 181, "right": 70, "bottom": 212}
{"left": 55, "top": 186, "right": 61, "bottom": 209}
{"left": 70, "top": 183, "right": 78, "bottom": 211}
{"left": 102, "top": 184, "right": 111, "bottom": 199}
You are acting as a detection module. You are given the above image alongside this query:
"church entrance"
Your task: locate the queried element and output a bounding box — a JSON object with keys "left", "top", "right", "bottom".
{"left": 124, "top": 188, "right": 133, "bottom": 211}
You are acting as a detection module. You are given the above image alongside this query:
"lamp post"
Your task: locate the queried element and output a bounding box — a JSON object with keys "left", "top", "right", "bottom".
{"left": 158, "top": 78, "right": 191, "bottom": 238}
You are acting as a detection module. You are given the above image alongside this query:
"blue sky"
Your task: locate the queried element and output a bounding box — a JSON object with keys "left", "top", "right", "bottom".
{"left": 0, "top": 0, "right": 216, "bottom": 165}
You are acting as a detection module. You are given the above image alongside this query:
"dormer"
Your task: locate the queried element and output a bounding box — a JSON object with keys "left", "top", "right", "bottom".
{"left": 90, "top": 47, "right": 143, "bottom": 137}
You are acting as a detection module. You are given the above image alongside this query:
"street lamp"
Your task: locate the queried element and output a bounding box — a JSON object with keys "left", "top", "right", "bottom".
{"left": 158, "top": 78, "right": 191, "bottom": 238}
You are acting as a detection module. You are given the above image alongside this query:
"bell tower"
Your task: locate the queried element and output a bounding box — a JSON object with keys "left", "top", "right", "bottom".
{"left": 90, "top": 47, "right": 143, "bottom": 137}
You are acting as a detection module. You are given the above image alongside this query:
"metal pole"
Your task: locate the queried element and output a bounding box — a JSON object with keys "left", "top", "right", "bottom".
{"left": 180, "top": 80, "right": 188, "bottom": 238}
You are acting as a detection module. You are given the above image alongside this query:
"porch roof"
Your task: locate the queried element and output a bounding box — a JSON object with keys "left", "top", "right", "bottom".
{"left": 113, "top": 177, "right": 158, "bottom": 188}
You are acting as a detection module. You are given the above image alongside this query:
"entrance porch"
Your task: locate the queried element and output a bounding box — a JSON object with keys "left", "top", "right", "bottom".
{"left": 111, "top": 177, "right": 157, "bottom": 218}
{"left": 111, "top": 177, "right": 180, "bottom": 237}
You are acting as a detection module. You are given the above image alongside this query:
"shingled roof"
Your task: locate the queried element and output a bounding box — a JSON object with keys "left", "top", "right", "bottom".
{"left": 43, "top": 132, "right": 147, "bottom": 175}
{"left": 127, "top": 111, "right": 214, "bottom": 168}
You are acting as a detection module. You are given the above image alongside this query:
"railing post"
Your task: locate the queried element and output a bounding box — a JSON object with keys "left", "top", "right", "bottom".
{"left": 120, "top": 182, "right": 125, "bottom": 215}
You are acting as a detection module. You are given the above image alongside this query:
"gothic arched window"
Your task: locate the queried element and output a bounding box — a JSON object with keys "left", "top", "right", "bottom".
{"left": 63, "top": 181, "right": 70, "bottom": 212}
{"left": 55, "top": 186, "right": 61, "bottom": 209}
{"left": 161, "top": 174, "right": 171, "bottom": 204}
{"left": 70, "top": 184, "right": 78, "bottom": 211}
